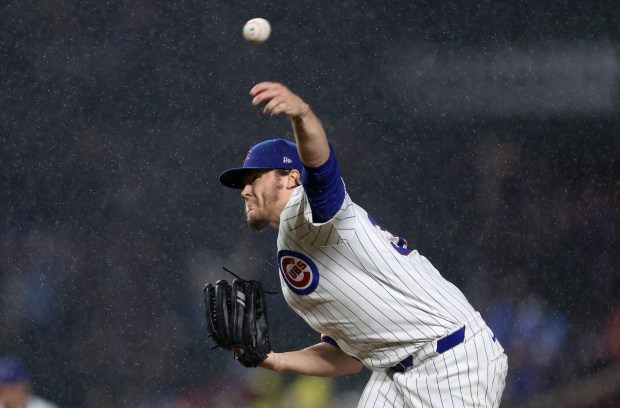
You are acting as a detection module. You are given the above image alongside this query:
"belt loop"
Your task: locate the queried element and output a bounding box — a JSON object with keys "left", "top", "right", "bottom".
{"left": 436, "top": 326, "right": 466, "bottom": 354}
{"left": 389, "top": 324, "right": 468, "bottom": 373}
{"left": 392, "top": 355, "right": 413, "bottom": 373}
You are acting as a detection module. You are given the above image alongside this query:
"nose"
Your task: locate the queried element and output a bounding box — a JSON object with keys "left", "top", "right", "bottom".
{"left": 241, "top": 183, "right": 252, "bottom": 198}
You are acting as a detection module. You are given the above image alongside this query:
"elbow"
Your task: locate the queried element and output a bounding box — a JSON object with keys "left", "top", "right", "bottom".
{"left": 350, "top": 360, "right": 364, "bottom": 375}
{"left": 339, "top": 359, "right": 364, "bottom": 377}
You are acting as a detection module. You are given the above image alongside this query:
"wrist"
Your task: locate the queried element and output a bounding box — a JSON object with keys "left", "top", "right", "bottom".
{"left": 292, "top": 102, "right": 311, "bottom": 120}
{"left": 260, "top": 352, "right": 281, "bottom": 372}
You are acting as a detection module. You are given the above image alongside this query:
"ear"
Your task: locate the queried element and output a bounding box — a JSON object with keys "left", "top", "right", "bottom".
{"left": 286, "top": 169, "right": 301, "bottom": 189}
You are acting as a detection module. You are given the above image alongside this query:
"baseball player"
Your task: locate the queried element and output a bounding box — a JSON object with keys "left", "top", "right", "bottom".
{"left": 0, "top": 357, "right": 60, "bottom": 408}
{"left": 217, "top": 82, "right": 508, "bottom": 407}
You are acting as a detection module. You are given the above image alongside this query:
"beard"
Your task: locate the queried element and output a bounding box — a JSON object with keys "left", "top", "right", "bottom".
{"left": 245, "top": 206, "right": 270, "bottom": 232}
{"left": 245, "top": 176, "right": 285, "bottom": 232}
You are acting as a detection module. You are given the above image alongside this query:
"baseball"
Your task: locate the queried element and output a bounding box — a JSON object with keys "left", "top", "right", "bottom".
{"left": 243, "top": 18, "right": 271, "bottom": 44}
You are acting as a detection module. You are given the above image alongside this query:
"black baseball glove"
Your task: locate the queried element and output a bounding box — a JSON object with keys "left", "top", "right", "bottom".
{"left": 203, "top": 278, "right": 271, "bottom": 367}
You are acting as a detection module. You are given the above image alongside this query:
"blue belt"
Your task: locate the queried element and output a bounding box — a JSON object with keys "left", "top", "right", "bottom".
{"left": 392, "top": 326, "right": 466, "bottom": 373}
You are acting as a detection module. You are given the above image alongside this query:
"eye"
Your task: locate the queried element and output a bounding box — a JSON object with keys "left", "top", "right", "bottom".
{"left": 244, "top": 173, "right": 262, "bottom": 185}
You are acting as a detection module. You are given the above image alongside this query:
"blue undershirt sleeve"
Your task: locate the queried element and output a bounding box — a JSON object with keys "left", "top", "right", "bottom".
{"left": 301, "top": 145, "right": 345, "bottom": 223}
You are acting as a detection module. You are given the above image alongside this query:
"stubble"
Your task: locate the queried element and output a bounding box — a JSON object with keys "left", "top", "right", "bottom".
{"left": 245, "top": 176, "right": 285, "bottom": 232}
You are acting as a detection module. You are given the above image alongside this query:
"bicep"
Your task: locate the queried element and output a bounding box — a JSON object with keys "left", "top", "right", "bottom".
{"left": 302, "top": 146, "right": 345, "bottom": 223}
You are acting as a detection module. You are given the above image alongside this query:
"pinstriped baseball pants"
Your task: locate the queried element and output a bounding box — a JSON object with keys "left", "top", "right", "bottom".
{"left": 358, "top": 324, "right": 508, "bottom": 408}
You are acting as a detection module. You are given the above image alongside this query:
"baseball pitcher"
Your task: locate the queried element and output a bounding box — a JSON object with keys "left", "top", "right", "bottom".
{"left": 204, "top": 82, "right": 508, "bottom": 407}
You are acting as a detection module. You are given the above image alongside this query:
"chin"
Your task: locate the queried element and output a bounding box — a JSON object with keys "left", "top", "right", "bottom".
{"left": 246, "top": 215, "right": 269, "bottom": 232}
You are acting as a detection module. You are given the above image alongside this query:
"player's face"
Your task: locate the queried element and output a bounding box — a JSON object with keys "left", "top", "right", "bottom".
{"left": 241, "top": 170, "right": 287, "bottom": 231}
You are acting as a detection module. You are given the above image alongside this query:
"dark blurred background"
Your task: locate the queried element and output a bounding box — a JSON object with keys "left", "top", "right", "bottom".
{"left": 1, "top": 0, "right": 619, "bottom": 407}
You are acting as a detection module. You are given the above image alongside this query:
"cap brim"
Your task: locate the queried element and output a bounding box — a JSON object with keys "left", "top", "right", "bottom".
{"left": 219, "top": 167, "right": 274, "bottom": 189}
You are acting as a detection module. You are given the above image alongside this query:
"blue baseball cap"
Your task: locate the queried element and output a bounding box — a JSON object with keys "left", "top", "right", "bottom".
{"left": 0, "top": 357, "right": 30, "bottom": 384}
{"left": 219, "top": 139, "right": 303, "bottom": 189}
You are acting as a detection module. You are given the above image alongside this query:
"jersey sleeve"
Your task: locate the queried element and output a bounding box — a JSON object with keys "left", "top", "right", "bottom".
{"left": 301, "top": 145, "right": 345, "bottom": 223}
{"left": 280, "top": 146, "right": 356, "bottom": 246}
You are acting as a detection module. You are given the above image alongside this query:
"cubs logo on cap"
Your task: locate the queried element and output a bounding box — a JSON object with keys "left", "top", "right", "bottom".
{"left": 219, "top": 139, "right": 303, "bottom": 189}
{"left": 278, "top": 250, "right": 319, "bottom": 295}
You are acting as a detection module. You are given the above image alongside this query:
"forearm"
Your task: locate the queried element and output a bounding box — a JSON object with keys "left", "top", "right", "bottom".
{"left": 260, "top": 342, "right": 363, "bottom": 377}
{"left": 250, "top": 82, "right": 331, "bottom": 167}
{"left": 290, "top": 106, "right": 331, "bottom": 168}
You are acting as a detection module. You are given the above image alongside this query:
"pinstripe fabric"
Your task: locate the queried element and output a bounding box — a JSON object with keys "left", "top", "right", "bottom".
{"left": 358, "top": 326, "right": 507, "bottom": 408}
{"left": 277, "top": 184, "right": 507, "bottom": 405}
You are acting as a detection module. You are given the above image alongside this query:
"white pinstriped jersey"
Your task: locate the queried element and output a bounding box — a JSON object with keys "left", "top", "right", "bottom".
{"left": 277, "top": 184, "right": 480, "bottom": 371}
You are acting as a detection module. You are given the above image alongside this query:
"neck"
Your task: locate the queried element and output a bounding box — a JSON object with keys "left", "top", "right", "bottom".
{"left": 269, "top": 186, "right": 296, "bottom": 229}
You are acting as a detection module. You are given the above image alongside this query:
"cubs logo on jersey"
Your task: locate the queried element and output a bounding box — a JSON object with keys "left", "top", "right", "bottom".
{"left": 277, "top": 250, "right": 320, "bottom": 295}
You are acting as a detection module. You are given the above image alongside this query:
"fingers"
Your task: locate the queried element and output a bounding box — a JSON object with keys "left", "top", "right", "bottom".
{"left": 263, "top": 98, "right": 289, "bottom": 117}
{"left": 232, "top": 346, "right": 245, "bottom": 363}
{"left": 249, "top": 82, "right": 307, "bottom": 118}
{"left": 249, "top": 81, "right": 279, "bottom": 97}
{"left": 232, "top": 346, "right": 245, "bottom": 356}
{"left": 250, "top": 82, "right": 286, "bottom": 107}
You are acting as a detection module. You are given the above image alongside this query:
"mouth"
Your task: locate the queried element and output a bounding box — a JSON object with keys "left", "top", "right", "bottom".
{"left": 245, "top": 202, "right": 256, "bottom": 216}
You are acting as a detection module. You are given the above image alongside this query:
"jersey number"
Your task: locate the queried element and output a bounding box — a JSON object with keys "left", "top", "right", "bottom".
{"left": 368, "top": 214, "right": 413, "bottom": 256}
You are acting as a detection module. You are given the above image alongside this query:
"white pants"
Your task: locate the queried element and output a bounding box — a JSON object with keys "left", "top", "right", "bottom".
{"left": 358, "top": 319, "right": 508, "bottom": 408}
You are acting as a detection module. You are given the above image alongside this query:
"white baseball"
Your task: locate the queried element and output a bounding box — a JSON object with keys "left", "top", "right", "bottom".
{"left": 243, "top": 18, "right": 271, "bottom": 44}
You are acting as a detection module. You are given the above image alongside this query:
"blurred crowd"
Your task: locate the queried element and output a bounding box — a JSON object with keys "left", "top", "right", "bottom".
{"left": 1, "top": 0, "right": 618, "bottom": 407}
{"left": 1, "top": 119, "right": 617, "bottom": 407}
